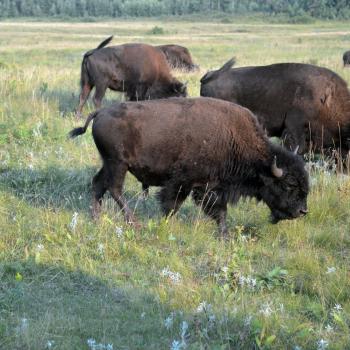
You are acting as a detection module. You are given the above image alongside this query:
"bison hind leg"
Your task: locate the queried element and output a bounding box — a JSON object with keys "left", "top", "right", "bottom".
{"left": 76, "top": 84, "right": 93, "bottom": 118}
{"left": 158, "top": 182, "right": 191, "bottom": 217}
{"left": 92, "top": 166, "right": 108, "bottom": 220}
{"left": 105, "top": 162, "right": 140, "bottom": 228}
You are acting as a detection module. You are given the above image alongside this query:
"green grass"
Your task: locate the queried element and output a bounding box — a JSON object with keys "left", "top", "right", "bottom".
{"left": 0, "top": 19, "right": 350, "bottom": 349}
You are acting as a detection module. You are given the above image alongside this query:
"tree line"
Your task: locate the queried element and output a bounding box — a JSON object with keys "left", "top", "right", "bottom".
{"left": 1, "top": 0, "right": 349, "bottom": 19}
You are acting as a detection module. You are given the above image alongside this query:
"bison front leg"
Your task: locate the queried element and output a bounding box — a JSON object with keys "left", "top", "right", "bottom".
{"left": 93, "top": 83, "right": 108, "bottom": 109}
{"left": 281, "top": 110, "right": 307, "bottom": 153}
{"left": 158, "top": 183, "right": 191, "bottom": 217}
{"left": 192, "top": 188, "right": 229, "bottom": 239}
{"left": 142, "top": 183, "right": 149, "bottom": 198}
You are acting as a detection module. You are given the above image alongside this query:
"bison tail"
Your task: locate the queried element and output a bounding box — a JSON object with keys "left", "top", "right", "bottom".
{"left": 69, "top": 111, "right": 98, "bottom": 139}
{"left": 82, "top": 35, "right": 114, "bottom": 61}
{"left": 96, "top": 35, "right": 113, "bottom": 50}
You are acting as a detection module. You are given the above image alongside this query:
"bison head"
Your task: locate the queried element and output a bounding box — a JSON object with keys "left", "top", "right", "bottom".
{"left": 258, "top": 149, "right": 309, "bottom": 223}
{"left": 200, "top": 58, "right": 236, "bottom": 100}
{"left": 147, "top": 80, "right": 187, "bottom": 99}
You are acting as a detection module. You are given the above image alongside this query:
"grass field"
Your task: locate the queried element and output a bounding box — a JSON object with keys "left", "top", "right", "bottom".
{"left": 1, "top": 18, "right": 350, "bottom": 350}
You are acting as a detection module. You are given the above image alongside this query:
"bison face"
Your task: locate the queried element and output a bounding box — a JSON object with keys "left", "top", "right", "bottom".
{"left": 259, "top": 155, "right": 309, "bottom": 223}
{"left": 200, "top": 58, "right": 236, "bottom": 100}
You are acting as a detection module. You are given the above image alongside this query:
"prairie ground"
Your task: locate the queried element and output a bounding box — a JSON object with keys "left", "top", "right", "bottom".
{"left": 0, "top": 18, "right": 350, "bottom": 349}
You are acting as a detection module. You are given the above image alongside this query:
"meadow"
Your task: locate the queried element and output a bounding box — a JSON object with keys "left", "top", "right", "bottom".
{"left": 0, "top": 18, "right": 350, "bottom": 349}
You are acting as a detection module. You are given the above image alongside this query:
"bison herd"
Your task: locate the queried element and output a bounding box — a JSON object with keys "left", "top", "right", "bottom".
{"left": 70, "top": 36, "right": 350, "bottom": 237}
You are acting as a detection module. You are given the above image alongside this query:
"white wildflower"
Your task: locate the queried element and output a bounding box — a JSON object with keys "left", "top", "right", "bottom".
{"left": 87, "top": 338, "right": 113, "bottom": 350}
{"left": 259, "top": 303, "right": 273, "bottom": 317}
{"left": 46, "top": 340, "right": 55, "bottom": 349}
{"left": 317, "top": 339, "right": 329, "bottom": 350}
{"left": 294, "top": 346, "right": 302, "bottom": 350}
{"left": 222, "top": 266, "right": 229, "bottom": 274}
{"left": 115, "top": 226, "right": 124, "bottom": 238}
{"left": 326, "top": 267, "right": 336, "bottom": 274}
{"left": 196, "top": 301, "right": 212, "bottom": 313}
{"left": 279, "top": 303, "right": 284, "bottom": 313}
{"left": 140, "top": 312, "right": 146, "bottom": 319}
{"left": 33, "top": 122, "right": 42, "bottom": 138}
{"left": 87, "top": 339, "right": 96, "bottom": 348}
{"left": 168, "top": 233, "right": 176, "bottom": 241}
{"left": 325, "top": 324, "right": 334, "bottom": 333}
{"left": 238, "top": 275, "right": 256, "bottom": 289}
{"left": 97, "top": 243, "right": 104, "bottom": 255}
{"left": 164, "top": 313, "right": 174, "bottom": 329}
{"left": 180, "top": 320, "right": 188, "bottom": 342}
{"left": 171, "top": 340, "right": 182, "bottom": 350}
{"left": 36, "top": 244, "right": 44, "bottom": 251}
{"left": 248, "top": 277, "right": 257, "bottom": 288}
{"left": 208, "top": 314, "right": 216, "bottom": 323}
{"left": 334, "top": 304, "right": 342, "bottom": 311}
{"left": 161, "top": 267, "right": 182, "bottom": 284}
{"left": 238, "top": 275, "right": 246, "bottom": 286}
{"left": 69, "top": 212, "right": 78, "bottom": 231}
{"left": 20, "top": 318, "right": 28, "bottom": 332}
{"left": 244, "top": 315, "right": 252, "bottom": 327}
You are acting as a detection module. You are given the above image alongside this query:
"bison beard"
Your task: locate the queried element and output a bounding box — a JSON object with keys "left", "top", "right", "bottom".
{"left": 69, "top": 97, "right": 309, "bottom": 238}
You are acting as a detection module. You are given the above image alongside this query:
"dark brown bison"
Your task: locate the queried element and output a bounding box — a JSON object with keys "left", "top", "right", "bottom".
{"left": 76, "top": 36, "right": 187, "bottom": 117}
{"left": 69, "top": 97, "right": 309, "bottom": 237}
{"left": 156, "top": 44, "right": 199, "bottom": 71}
{"left": 200, "top": 59, "right": 350, "bottom": 158}
{"left": 343, "top": 51, "right": 350, "bottom": 67}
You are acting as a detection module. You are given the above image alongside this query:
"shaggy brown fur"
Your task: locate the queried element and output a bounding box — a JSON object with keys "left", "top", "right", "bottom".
{"left": 69, "top": 97, "right": 309, "bottom": 237}
{"left": 201, "top": 60, "right": 350, "bottom": 157}
{"left": 76, "top": 37, "right": 187, "bottom": 117}
{"left": 156, "top": 44, "right": 199, "bottom": 71}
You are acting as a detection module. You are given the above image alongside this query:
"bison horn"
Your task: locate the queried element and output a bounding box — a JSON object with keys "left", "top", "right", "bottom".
{"left": 271, "top": 156, "right": 283, "bottom": 178}
{"left": 293, "top": 145, "right": 299, "bottom": 154}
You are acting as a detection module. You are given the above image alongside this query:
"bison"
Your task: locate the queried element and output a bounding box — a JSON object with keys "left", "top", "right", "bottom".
{"left": 76, "top": 36, "right": 187, "bottom": 117}
{"left": 69, "top": 97, "right": 309, "bottom": 237}
{"left": 343, "top": 51, "right": 350, "bottom": 67}
{"left": 156, "top": 44, "right": 199, "bottom": 71}
{"left": 200, "top": 59, "right": 350, "bottom": 158}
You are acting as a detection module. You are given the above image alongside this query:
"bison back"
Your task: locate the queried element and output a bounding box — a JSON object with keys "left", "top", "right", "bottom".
{"left": 92, "top": 98, "right": 269, "bottom": 186}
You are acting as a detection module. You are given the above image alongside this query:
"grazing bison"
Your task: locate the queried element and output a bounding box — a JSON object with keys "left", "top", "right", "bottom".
{"left": 156, "top": 44, "right": 199, "bottom": 71}
{"left": 69, "top": 97, "right": 309, "bottom": 237}
{"left": 76, "top": 36, "right": 187, "bottom": 117}
{"left": 200, "top": 59, "right": 350, "bottom": 157}
{"left": 343, "top": 51, "right": 350, "bottom": 67}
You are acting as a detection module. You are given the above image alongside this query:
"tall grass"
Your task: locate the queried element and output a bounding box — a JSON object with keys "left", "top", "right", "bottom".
{"left": 0, "top": 19, "right": 350, "bottom": 349}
